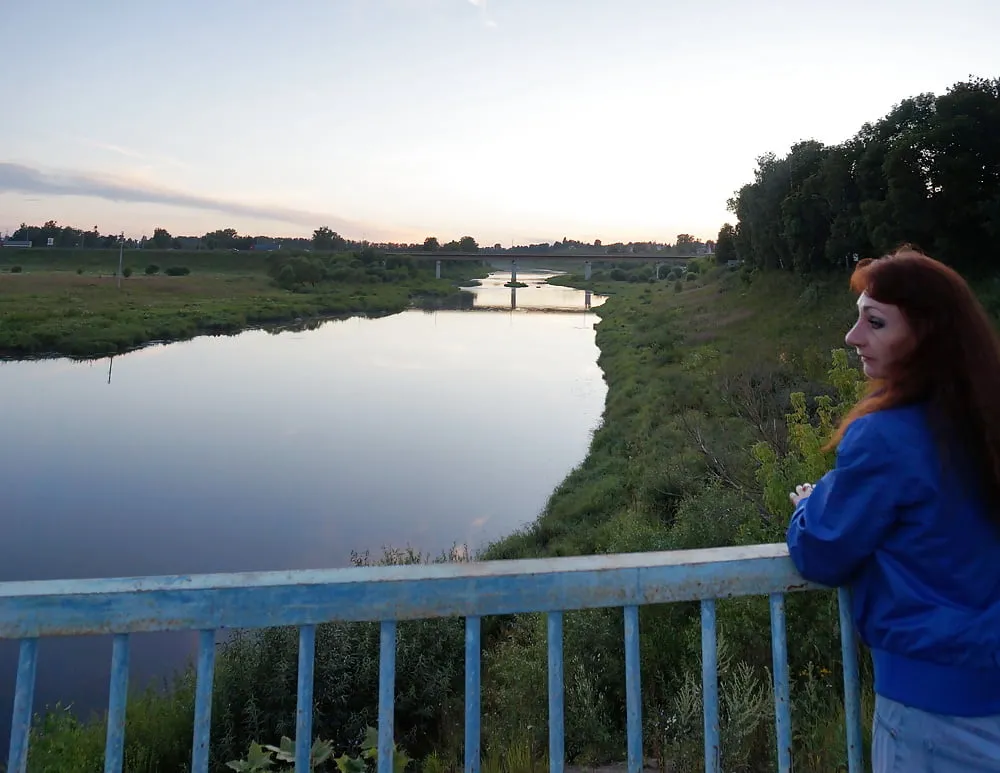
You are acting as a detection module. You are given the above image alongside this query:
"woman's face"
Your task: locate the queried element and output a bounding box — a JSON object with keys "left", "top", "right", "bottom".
{"left": 844, "top": 291, "right": 915, "bottom": 379}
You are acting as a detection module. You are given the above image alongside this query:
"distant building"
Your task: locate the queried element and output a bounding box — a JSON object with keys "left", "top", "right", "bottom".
{"left": 0, "top": 239, "right": 32, "bottom": 248}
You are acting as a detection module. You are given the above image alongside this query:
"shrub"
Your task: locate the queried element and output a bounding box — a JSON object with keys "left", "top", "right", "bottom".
{"left": 10, "top": 265, "right": 22, "bottom": 273}
{"left": 122, "top": 266, "right": 133, "bottom": 278}
{"left": 209, "top": 548, "right": 466, "bottom": 765}
{"left": 226, "top": 728, "right": 410, "bottom": 773}
{"left": 165, "top": 266, "right": 190, "bottom": 276}
{"left": 145, "top": 264, "right": 160, "bottom": 275}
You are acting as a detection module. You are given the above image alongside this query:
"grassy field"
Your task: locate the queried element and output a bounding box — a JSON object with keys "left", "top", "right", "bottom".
{"left": 0, "top": 249, "right": 485, "bottom": 359}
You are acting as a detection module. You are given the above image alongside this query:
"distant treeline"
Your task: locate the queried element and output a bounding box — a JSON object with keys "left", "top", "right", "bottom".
{"left": 715, "top": 76, "right": 1000, "bottom": 273}
{"left": 5, "top": 223, "right": 715, "bottom": 258}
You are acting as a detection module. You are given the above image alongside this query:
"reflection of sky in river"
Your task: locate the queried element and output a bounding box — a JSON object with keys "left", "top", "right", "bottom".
{"left": 463, "top": 271, "right": 607, "bottom": 311}
{"left": 0, "top": 279, "right": 607, "bottom": 736}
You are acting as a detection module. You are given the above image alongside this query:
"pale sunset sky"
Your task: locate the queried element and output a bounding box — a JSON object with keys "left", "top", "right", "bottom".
{"left": 1, "top": 0, "right": 997, "bottom": 245}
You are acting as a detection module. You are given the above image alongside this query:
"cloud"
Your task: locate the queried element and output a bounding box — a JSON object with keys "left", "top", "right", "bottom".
{"left": 0, "top": 162, "right": 368, "bottom": 234}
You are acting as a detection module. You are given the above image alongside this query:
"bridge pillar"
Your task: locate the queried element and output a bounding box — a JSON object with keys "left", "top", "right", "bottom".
{"left": 584, "top": 260, "right": 592, "bottom": 281}
{"left": 435, "top": 259, "right": 441, "bottom": 279}
{"left": 510, "top": 259, "right": 517, "bottom": 284}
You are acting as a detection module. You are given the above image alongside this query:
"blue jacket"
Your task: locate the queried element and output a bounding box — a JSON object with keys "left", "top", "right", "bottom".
{"left": 786, "top": 404, "right": 1000, "bottom": 717}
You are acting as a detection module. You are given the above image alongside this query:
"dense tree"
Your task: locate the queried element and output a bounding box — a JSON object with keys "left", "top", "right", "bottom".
{"left": 312, "top": 226, "right": 347, "bottom": 252}
{"left": 458, "top": 235, "right": 478, "bottom": 252}
{"left": 203, "top": 228, "right": 254, "bottom": 250}
{"left": 422, "top": 236, "right": 440, "bottom": 251}
{"left": 715, "top": 223, "right": 738, "bottom": 264}
{"left": 728, "top": 77, "right": 1000, "bottom": 274}
{"left": 151, "top": 227, "right": 172, "bottom": 249}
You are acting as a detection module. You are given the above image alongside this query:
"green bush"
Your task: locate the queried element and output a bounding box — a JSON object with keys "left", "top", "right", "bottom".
{"left": 10, "top": 265, "right": 22, "bottom": 273}
{"left": 165, "top": 266, "right": 190, "bottom": 276}
{"left": 226, "top": 728, "right": 410, "bottom": 773}
{"left": 209, "top": 548, "right": 465, "bottom": 766}
{"left": 145, "top": 264, "right": 160, "bottom": 275}
{"left": 122, "top": 266, "right": 133, "bottom": 278}
{"left": 28, "top": 678, "right": 196, "bottom": 773}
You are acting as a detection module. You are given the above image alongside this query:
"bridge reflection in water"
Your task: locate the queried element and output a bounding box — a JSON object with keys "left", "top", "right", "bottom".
{"left": 464, "top": 272, "right": 603, "bottom": 313}
{"left": 1, "top": 544, "right": 863, "bottom": 773}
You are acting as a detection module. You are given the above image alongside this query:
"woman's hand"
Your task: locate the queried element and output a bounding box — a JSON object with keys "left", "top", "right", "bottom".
{"left": 789, "top": 482, "right": 814, "bottom": 506}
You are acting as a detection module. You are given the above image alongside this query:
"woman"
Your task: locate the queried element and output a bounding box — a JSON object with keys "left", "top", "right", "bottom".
{"left": 785, "top": 245, "right": 1000, "bottom": 770}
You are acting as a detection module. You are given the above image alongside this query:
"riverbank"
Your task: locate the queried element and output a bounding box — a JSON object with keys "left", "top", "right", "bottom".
{"left": 476, "top": 263, "right": 870, "bottom": 770}
{"left": 0, "top": 249, "right": 486, "bottom": 359}
{"left": 479, "top": 262, "right": 998, "bottom": 770}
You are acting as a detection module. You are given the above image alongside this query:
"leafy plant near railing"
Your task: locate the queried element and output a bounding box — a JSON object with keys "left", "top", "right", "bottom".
{"left": 751, "top": 348, "right": 865, "bottom": 522}
{"left": 227, "top": 726, "right": 411, "bottom": 773}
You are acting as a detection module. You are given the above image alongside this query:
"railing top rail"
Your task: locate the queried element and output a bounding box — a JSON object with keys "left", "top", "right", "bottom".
{"left": 0, "top": 544, "right": 824, "bottom": 638}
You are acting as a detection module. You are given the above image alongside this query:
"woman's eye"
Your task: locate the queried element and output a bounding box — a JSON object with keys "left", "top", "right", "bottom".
{"left": 868, "top": 317, "right": 884, "bottom": 330}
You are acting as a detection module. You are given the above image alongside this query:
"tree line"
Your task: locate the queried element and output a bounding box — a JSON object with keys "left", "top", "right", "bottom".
{"left": 715, "top": 76, "right": 1000, "bottom": 274}
{"left": 5, "top": 221, "right": 716, "bottom": 258}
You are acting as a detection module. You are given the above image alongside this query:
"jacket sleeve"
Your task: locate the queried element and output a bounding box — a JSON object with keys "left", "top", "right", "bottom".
{"left": 785, "top": 416, "right": 919, "bottom": 586}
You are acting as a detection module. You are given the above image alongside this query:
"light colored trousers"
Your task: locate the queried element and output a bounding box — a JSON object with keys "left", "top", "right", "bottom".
{"left": 873, "top": 695, "right": 1000, "bottom": 771}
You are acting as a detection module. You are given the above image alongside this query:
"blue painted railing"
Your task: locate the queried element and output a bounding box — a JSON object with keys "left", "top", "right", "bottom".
{"left": 0, "top": 543, "right": 863, "bottom": 773}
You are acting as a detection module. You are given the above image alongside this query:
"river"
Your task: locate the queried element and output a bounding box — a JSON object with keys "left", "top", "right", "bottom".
{"left": 0, "top": 271, "right": 606, "bottom": 736}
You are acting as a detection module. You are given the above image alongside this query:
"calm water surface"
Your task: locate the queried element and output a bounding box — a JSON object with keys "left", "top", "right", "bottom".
{"left": 0, "top": 272, "right": 606, "bottom": 732}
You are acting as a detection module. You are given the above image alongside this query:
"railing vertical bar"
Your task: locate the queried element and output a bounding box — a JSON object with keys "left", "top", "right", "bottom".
{"left": 191, "top": 630, "right": 216, "bottom": 773}
{"left": 547, "top": 611, "right": 565, "bottom": 773}
{"left": 378, "top": 620, "right": 397, "bottom": 773}
{"left": 838, "top": 587, "right": 863, "bottom": 773}
{"left": 769, "top": 593, "right": 792, "bottom": 773}
{"left": 296, "top": 625, "right": 316, "bottom": 773}
{"left": 624, "top": 605, "right": 642, "bottom": 773}
{"left": 7, "top": 638, "right": 38, "bottom": 773}
{"left": 464, "top": 616, "right": 481, "bottom": 773}
{"left": 701, "top": 600, "right": 720, "bottom": 773}
{"left": 104, "top": 633, "right": 131, "bottom": 773}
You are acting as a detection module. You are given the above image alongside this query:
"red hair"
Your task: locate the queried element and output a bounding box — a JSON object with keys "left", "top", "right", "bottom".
{"left": 827, "top": 245, "right": 1000, "bottom": 514}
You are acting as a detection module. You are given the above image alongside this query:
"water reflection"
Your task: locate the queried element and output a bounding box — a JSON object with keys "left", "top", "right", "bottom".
{"left": 463, "top": 272, "right": 605, "bottom": 313}
{"left": 0, "top": 278, "right": 607, "bottom": 738}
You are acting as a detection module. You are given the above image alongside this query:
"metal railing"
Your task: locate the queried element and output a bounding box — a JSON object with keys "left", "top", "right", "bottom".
{"left": 0, "top": 543, "right": 863, "bottom": 773}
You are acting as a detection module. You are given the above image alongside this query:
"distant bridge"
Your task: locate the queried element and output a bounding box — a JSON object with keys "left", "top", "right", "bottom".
{"left": 387, "top": 252, "right": 692, "bottom": 281}
{"left": 390, "top": 251, "right": 691, "bottom": 263}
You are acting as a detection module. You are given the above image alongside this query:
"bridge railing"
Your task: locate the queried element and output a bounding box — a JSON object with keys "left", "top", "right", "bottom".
{"left": 0, "top": 543, "right": 863, "bottom": 773}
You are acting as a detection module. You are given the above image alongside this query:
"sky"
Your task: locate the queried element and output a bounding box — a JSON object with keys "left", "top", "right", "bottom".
{"left": 1, "top": 0, "right": 998, "bottom": 246}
